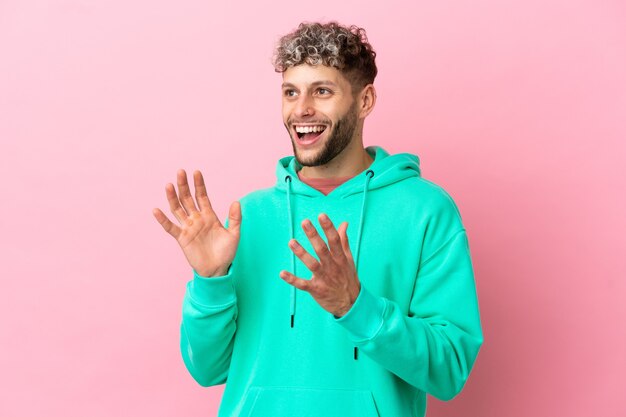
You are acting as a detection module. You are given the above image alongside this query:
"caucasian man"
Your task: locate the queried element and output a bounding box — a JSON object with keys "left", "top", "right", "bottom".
{"left": 154, "top": 21, "right": 483, "bottom": 417}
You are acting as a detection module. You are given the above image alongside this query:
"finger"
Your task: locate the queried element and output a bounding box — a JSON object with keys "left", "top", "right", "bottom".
{"left": 338, "top": 222, "right": 354, "bottom": 263}
{"left": 227, "top": 201, "right": 242, "bottom": 236}
{"left": 177, "top": 169, "right": 199, "bottom": 215}
{"left": 288, "top": 239, "right": 321, "bottom": 273}
{"left": 152, "top": 208, "right": 181, "bottom": 239}
{"left": 318, "top": 213, "right": 345, "bottom": 260}
{"left": 193, "top": 170, "right": 215, "bottom": 214}
{"left": 279, "top": 270, "right": 312, "bottom": 292}
{"left": 301, "top": 219, "right": 331, "bottom": 262}
{"left": 166, "top": 183, "right": 188, "bottom": 223}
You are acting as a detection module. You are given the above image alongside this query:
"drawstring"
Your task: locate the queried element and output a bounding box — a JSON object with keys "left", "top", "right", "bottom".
{"left": 285, "top": 175, "right": 296, "bottom": 328}
{"left": 284, "top": 169, "right": 375, "bottom": 360}
{"left": 354, "top": 170, "right": 374, "bottom": 271}
{"left": 353, "top": 169, "right": 374, "bottom": 361}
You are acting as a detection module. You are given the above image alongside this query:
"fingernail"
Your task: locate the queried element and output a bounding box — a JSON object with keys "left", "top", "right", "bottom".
{"left": 303, "top": 220, "right": 312, "bottom": 231}
{"left": 320, "top": 213, "right": 329, "bottom": 223}
{"left": 289, "top": 240, "right": 300, "bottom": 249}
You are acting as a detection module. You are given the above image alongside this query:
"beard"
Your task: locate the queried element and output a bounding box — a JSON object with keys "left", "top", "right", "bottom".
{"left": 288, "top": 102, "right": 358, "bottom": 167}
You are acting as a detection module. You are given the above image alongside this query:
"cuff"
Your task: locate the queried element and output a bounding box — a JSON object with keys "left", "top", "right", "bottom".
{"left": 334, "top": 285, "right": 387, "bottom": 342}
{"left": 188, "top": 268, "right": 236, "bottom": 307}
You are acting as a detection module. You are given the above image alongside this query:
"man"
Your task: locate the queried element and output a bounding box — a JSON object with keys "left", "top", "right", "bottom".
{"left": 153, "top": 22, "right": 482, "bottom": 417}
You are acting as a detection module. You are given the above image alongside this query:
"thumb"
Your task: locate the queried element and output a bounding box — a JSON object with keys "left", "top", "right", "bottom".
{"left": 227, "top": 201, "right": 242, "bottom": 235}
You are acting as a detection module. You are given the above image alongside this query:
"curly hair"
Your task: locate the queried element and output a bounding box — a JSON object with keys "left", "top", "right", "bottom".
{"left": 273, "top": 22, "right": 378, "bottom": 92}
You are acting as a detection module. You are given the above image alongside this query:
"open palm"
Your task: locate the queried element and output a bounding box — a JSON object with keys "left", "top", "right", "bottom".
{"left": 153, "top": 169, "right": 241, "bottom": 277}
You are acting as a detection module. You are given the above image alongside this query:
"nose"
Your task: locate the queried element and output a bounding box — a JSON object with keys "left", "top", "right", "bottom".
{"left": 294, "top": 95, "right": 314, "bottom": 118}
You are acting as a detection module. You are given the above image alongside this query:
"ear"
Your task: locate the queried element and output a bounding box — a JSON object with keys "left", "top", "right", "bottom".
{"left": 357, "top": 84, "right": 376, "bottom": 119}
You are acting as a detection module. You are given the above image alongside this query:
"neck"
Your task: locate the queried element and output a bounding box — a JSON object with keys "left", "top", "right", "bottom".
{"left": 299, "top": 138, "right": 373, "bottom": 179}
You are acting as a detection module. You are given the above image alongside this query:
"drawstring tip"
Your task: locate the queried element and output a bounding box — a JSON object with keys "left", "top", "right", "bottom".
{"left": 354, "top": 347, "right": 358, "bottom": 360}
{"left": 290, "top": 315, "right": 294, "bottom": 328}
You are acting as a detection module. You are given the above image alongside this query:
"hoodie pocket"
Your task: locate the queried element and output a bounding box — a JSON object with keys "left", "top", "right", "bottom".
{"left": 239, "top": 386, "right": 380, "bottom": 417}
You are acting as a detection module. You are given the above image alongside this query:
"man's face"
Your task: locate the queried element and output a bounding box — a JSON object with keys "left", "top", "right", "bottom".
{"left": 282, "top": 64, "right": 359, "bottom": 167}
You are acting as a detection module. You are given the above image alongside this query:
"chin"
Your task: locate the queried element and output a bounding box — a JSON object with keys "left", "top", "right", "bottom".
{"left": 292, "top": 144, "right": 325, "bottom": 167}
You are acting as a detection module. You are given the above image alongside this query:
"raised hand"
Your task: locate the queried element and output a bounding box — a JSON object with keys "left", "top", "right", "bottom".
{"left": 153, "top": 169, "right": 241, "bottom": 277}
{"left": 279, "top": 213, "right": 361, "bottom": 317}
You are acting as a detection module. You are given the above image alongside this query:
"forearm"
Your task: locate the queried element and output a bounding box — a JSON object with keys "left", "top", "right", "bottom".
{"left": 336, "top": 287, "right": 482, "bottom": 400}
{"left": 180, "top": 270, "right": 238, "bottom": 387}
{"left": 335, "top": 231, "right": 483, "bottom": 400}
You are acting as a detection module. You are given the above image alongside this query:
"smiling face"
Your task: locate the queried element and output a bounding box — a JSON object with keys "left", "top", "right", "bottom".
{"left": 282, "top": 64, "right": 360, "bottom": 168}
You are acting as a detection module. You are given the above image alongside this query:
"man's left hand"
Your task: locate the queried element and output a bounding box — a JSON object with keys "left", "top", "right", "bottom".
{"left": 279, "top": 213, "right": 361, "bottom": 317}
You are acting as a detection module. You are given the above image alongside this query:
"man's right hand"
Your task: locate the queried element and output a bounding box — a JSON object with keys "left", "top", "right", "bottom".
{"left": 152, "top": 169, "right": 241, "bottom": 277}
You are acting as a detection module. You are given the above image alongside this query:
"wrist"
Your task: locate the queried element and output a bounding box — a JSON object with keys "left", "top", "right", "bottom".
{"left": 195, "top": 264, "right": 231, "bottom": 278}
{"left": 334, "top": 283, "right": 361, "bottom": 317}
{"left": 190, "top": 269, "right": 236, "bottom": 305}
{"left": 334, "top": 286, "right": 387, "bottom": 342}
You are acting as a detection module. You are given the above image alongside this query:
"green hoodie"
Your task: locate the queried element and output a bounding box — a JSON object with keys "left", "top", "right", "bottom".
{"left": 181, "top": 146, "right": 483, "bottom": 417}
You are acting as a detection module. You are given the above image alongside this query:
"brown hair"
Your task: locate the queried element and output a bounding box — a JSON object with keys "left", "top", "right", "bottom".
{"left": 273, "top": 22, "right": 378, "bottom": 92}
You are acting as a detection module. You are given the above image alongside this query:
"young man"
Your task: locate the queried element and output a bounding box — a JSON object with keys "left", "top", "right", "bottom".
{"left": 153, "top": 22, "right": 482, "bottom": 417}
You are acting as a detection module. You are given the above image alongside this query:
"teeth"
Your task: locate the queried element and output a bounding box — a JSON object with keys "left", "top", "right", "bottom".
{"left": 295, "top": 125, "right": 325, "bottom": 133}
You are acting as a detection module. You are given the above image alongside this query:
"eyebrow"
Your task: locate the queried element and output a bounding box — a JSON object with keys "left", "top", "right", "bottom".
{"left": 281, "top": 80, "right": 339, "bottom": 89}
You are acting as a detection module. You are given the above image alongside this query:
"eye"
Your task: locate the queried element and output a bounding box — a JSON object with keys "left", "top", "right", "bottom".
{"left": 283, "top": 89, "right": 297, "bottom": 98}
{"left": 316, "top": 88, "right": 332, "bottom": 95}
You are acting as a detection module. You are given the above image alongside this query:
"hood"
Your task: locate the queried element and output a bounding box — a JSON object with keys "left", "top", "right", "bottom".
{"left": 275, "top": 146, "right": 421, "bottom": 197}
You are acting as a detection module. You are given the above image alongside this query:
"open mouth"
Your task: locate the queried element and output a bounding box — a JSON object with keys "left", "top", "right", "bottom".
{"left": 294, "top": 125, "right": 327, "bottom": 143}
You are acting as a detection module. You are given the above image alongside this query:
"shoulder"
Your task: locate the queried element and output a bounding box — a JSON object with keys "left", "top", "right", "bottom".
{"left": 391, "top": 176, "right": 463, "bottom": 222}
{"left": 236, "top": 186, "right": 285, "bottom": 218}
{"left": 239, "top": 186, "right": 280, "bottom": 205}
{"left": 394, "top": 178, "right": 468, "bottom": 260}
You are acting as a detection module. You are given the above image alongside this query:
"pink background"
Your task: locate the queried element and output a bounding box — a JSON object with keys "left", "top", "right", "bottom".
{"left": 1, "top": 1, "right": 625, "bottom": 416}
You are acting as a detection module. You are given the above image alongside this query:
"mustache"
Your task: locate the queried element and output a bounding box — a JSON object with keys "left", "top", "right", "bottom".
{"left": 285, "top": 117, "right": 331, "bottom": 126}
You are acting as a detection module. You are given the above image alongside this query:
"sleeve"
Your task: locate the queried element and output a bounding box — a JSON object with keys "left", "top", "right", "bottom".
{"left": 335, "top": 227, "right": 483, "bottom": 401}
{"left": 180, "top": 268, "right": 238, "bottom": 387}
